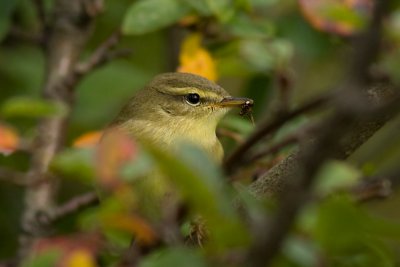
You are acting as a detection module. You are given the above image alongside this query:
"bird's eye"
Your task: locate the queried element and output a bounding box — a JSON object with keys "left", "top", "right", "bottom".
{"left": 185, "top": 93, "right": 201, "bottom": 106}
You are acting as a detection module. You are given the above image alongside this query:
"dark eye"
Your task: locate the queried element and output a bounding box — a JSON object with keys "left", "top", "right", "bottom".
{"left": 185, "top": 93, "right": 201, "bottom": 106}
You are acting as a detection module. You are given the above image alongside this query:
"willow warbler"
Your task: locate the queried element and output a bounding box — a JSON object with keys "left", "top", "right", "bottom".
{"left": 110, "top": 72, "right": 253, "bottom": 163}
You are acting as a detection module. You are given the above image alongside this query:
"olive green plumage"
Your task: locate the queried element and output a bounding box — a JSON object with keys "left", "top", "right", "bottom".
{"left": 106, "top": 72, "right": 252, "bottom": 219}
{"left": 111, "top": 72, "right": 250, "bottom": 162}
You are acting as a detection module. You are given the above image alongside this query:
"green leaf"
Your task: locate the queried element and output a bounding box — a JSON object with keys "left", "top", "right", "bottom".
{"left": 122, "top": 0, "right": 191, "bottom": 35}
{"left": 181, "top": 0, "right": 211, "bottom": 15}
{"left": 282, "top": 237, "right": 318, "bottom": 267}
{"left": 315, "top": 196, "right": 367, "bottom": 253}
{"left": 120, "top": 151, "right": 155, "bottom": 181}
{"left": 227, "top": 14, "right": 274, "bottom": 39}
{"left": 147, "top": 142, "right": 250, "bottom": 248}
{"left": 0, "top": 97, "right": 68, "bottom": 118}
{"left": 204, "top": 0, "right": 234, "bottom": 21}
{"left": 140, "top": 247, "right": 207, "bottom": 267}
{"left": 240, "top": 39, "right": 293, "bottom": 71}
{"left": 0, "top": 0, "right": 19, "bottom": 41}
{"left": 314, "top": 160, "right": 362, "bottom": 195}
{"left": 22, "top": 249, "right": 61, "bottom": 267}
{"left": 50, "top": 148, "right": 95, "bottom": 183}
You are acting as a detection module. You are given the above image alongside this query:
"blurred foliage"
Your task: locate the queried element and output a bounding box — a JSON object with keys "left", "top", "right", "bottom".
{"left": 1, "top": 0, "right": 400, "bottom": 266}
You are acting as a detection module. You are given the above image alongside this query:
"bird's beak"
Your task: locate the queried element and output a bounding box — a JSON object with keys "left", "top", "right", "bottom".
{"left": 217, "top": 96, "right": 254, "bottom": 108}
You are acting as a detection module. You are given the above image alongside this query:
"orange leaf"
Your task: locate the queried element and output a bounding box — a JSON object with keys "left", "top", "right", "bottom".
{"left": 0, "top": 123, "right": 20, "bottom": 155}
{"left": 103, "top": 213, "right": 158, "bottom": 245}
{"left": 96, "top": 128, "right": 137, "bottom": 190}
{"left": 177, "top": 33, "right": 218, "bottom": 81}
{"left": 73, "top": 131, "right": 103, "bottom": 148}
{"left": 299, "top": 0, "right": 372, "bottom": 36}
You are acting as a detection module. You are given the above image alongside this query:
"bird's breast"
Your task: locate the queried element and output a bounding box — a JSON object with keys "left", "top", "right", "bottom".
{"left": 120, "top": 117, "right": 223, "bottom": 162}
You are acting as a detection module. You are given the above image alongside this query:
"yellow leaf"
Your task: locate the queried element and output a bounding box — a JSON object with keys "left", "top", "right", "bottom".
{"left": 65, "top": 249, "right": 96, "bottom": 267}
{"left": 0, "top": 123, "right": 20, "bottom": 155}
{"left": 73, "top": 131, "right": 103, "bottom": 148}
{"left": 177, "top": 33, "right": 218, "bottom": 81}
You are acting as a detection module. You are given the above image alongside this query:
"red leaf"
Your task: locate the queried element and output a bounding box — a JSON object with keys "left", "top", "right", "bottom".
{"left": 299, "top": 0, "right": 373, "bottom": 36}
{"left": 96, "top": 128, "right": 138, "bottom": 190}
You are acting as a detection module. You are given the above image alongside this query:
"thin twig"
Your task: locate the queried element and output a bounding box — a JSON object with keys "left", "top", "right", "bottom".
{"left": 244, "top": 123, "right": 318, "bottom": 164}
{"left": 224, "top": 94, "right": 329, "bottom": 174}
{"left": 352, "top": 168, "right": 400, "bottom": 202}
{"left": 71, "top": 30, "right": 128, "bottom": 76}
{"left": 65, "top": 29, "right": 131, "bottom": 88}
{"left": 36, "top": 192, "right": 100, "bottom": 225}
{"left": 275, "top": 70, "right": 293, "bottom": 114}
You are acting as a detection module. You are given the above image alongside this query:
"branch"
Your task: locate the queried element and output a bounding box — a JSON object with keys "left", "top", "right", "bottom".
{"left": 18, "top": 0, "right": 103, "bottom": 259}
{"left": 36, "top": 192, "right": 100, "bottom": 225}
{"left": 65, "top": 29, "right": 131, "bottom": 88}
{"left": 246, "top": 1, "right": 392, "bottom": 265}
{"left": 348, "top": 165, "right": 400, "bottom": 203}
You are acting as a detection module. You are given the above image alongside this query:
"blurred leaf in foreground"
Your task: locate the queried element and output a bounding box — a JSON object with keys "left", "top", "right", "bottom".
{"left": 50, "top": 148, "right": 95, "bottom": 184}
{"left": 23, "top": 234, "right": 100, "bottom": 267}
{"left": 73, "top": 131, "right": 103, "bottom": 149}
{"left": 0, "top": 122, "right": 20, "bottom": 155}
{"left": 314, "top": 196, "right": 397, "bottom": 266}
{"left": 140, "top": 247, "right": 207, "bottom": 267}
{"left": 96, "top": 128, "right": 138, "bottom": 190}
{"left": 149, "top": 142, "right": 250, "bottom": 249}
{"left": 314, "top": 160, "right": 362, "bottom": 196}
{"left": 0, "top": 97, "right": 68, "bottom": 118}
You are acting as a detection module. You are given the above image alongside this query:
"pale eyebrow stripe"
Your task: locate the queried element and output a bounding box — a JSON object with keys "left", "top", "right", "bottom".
{"left": 156, "top": 86, "right": 222, "bottom": 100}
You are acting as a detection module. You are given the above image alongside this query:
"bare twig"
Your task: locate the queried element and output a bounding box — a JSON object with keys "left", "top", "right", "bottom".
{"left": 74, "top": 30, "right": 122, "bottom": 74}
{"left": 352, "top": 168, "right": 400, "bottom": 202}
{"left": 67, "top": 29, "right": 131, "bottom": 87}
{"left": 224, "top": 94, "right": 329, "bottom": 174}
{"left": 275, "top": 70, "right": 293, "bottom": 114}
{"left": 245, "top": 122, "right": 318, "bottom": 164}
{"left": 36, "top": 192, "right": 100, "bottom": 226}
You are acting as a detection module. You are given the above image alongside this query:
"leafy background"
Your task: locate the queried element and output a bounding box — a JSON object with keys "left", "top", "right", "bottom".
{"left": 1, "top": 0, "right": 400, "bottom": 266}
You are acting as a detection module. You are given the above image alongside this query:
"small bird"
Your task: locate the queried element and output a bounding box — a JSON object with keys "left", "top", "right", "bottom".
{"left": 111, "top": 72, "right": 253, "bottom": 163}
{"left": 105, "top": 72, "right": 253, "bottom": 229}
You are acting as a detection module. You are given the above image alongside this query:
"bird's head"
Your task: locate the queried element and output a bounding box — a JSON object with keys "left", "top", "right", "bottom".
{"left": 126, "top": 72, "right": 253, "bottom": 123}
{"left": 112, "top": 72, "right": 253, "bottom": 159}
